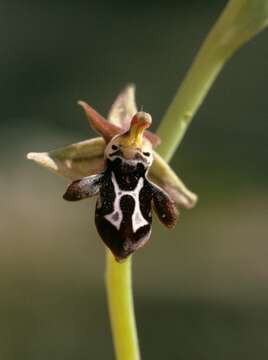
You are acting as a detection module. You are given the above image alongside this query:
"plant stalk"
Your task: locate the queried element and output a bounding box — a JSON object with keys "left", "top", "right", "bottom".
{"left": 106, "top": 251, "right": 140, "bottom": 360}
{"left": 157, "top": 0, "right": 268, "bottom": 161}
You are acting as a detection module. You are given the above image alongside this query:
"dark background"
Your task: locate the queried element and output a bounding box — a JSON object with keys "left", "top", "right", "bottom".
{"left": 2, "top": 1, "right": 268, "bottom": 359}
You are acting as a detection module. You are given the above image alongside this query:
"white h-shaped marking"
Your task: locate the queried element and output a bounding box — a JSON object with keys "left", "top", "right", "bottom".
{"left": 105, "top": 172, "right": 148, "bottom": 232}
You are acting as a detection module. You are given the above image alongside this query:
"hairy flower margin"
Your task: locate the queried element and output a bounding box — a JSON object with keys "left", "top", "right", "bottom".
{"left": 27, "top": 85, "right": 197, "bottom": 216}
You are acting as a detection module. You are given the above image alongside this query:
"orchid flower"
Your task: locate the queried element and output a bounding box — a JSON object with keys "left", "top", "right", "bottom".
{"left": 27, "top": 85, "right": 197, "bottom": 260}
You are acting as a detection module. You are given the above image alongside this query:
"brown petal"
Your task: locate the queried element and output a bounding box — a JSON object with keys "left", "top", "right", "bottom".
{"left": 152, "top": 184, "right": 178, "bottom": 228}
{"left": 27, "top": 137, "right": 105, "bottom": 180}
{"left": 78, "top": 101, "right": 124, "bottom": 143}
{"left": 149, "top": 151, "right": 198, "bottom": 209}
{"left": 63, "top": 173, "right": 103, "bottom": 201}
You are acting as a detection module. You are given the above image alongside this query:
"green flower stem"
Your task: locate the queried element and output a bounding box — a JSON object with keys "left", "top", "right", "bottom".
{"left": 106, "top": 251, "right": 140, "bottom": 360}
{"left": 157, "top": 0, "right": 268, "bottom": 161}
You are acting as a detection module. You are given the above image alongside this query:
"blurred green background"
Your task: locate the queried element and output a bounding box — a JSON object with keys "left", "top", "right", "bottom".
{"left": 2, "top": 0, "right": 268, "bottom": 359}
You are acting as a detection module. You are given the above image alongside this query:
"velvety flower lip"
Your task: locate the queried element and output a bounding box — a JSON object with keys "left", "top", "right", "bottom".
{"left": 27, "top": 84, "right": 197, "bottom": 209}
